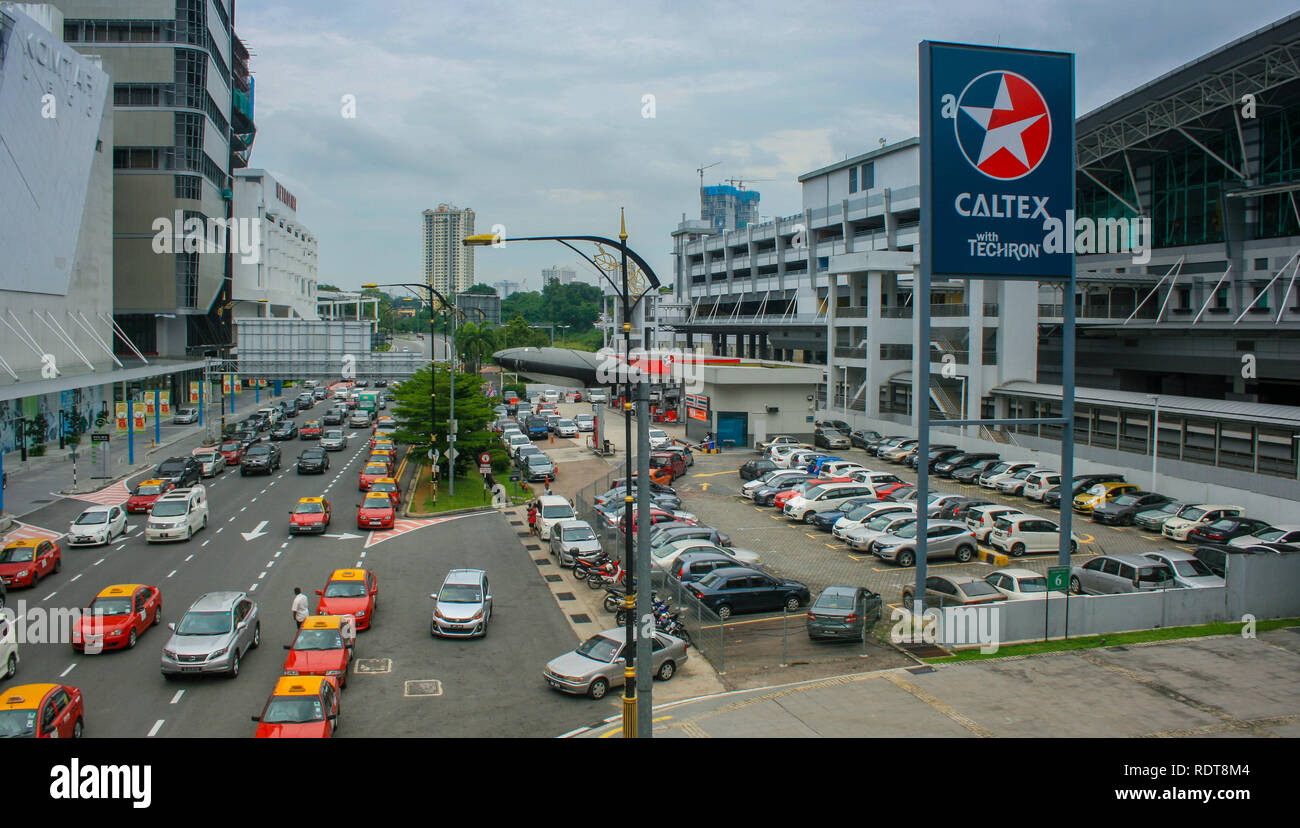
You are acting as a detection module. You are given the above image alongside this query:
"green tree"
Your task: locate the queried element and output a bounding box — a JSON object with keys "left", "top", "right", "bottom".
{"left": 500, "top": 290, "right": 545, "bottom": 323}
{"left": 389, "top": 364, "right": 499, "bottom": 477}
{"left": 456, "top": 321, "right": 498, "bottom": 374}
{"left": 501, "top": 313, "right": 549, "bottom": 349}
{"left": 464, "top": 283, "right": 497, "bottom": 295}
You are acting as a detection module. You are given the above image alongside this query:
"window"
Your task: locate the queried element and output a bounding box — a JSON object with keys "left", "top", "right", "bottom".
{"left": 175, "top": 175, "right": 201, "bottom": 200}
{"left": 861, "top": 163, "right": 874, "bottom": 190}
{"left": 1101, "top": 559, "right": 1122, "bottom": 576}
{"left": 848, "top": 166, "right": 858, "bottom": 194}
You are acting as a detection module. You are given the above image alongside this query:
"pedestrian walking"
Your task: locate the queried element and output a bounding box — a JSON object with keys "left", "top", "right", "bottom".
{"left": 527, "top": 501, "right": 538, "bottom": 535}
{"left": 291, "top": 587, "right": 308, "bottom": 628}
{"left": 544, "top": 479, "right": 553, "bottom": 497}
{"left": 339, "top": 613, "right": 357, "bottom": 651}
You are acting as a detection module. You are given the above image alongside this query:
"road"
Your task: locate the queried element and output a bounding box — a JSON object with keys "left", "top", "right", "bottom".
{"left": 3, "top": 403, "right": 614, "bottom": 737}
{"left": 392, "top": 333, "right": 449, "bottom": 362}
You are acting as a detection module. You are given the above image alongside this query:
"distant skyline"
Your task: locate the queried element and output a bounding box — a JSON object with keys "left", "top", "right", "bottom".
{"left": 237, "top": 0, "right": 1299, "bottom": 291}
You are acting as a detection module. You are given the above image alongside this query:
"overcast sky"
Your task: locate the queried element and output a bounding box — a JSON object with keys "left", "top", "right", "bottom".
{"left": 237, "top": 0, "right": 1297, "bottom": 294}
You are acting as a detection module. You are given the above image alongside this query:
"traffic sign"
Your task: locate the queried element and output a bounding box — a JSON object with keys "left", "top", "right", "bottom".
{"left": 428, "top": 448, "right": 439, "bottom": 462}
{"left": 90, "top": 433, "right": 109, "bottom": 443}
{"left": 479, "top": 464, "right": 491, "bottom": 475}
{"left": 1047, "top": 566, "right": 1070, "bottom": 593}
{"left": 508, "top": 473, "right": 520, "bottom": 482}
{"left": 478, "top": 452, "right": 492, "bottom": 465}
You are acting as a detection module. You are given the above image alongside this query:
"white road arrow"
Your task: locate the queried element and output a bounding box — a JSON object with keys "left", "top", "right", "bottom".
{"left": 241, "top": 520, "right": 270, "bottom": 541}
{"left": 322, "top": 532, "right": 363, "bottom": 540}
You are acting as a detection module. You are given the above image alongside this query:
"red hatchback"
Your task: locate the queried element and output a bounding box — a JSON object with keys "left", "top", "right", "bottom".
{"left": 73, "top": 584, "right": 162, "bottom": 652}
{"left": 356, "top": 493, "right": 395, "bottom": 530}
{"left": 253, "top": 676, "right": 339, "bottom": 738}
{"left": 290, "top": 498, "right": 332, "bottom": 534}
{"left": 0, "top": 683, "right": 84, "bottom": 738}
{"left": 125, "top": 478, "right": 174, "bottom": 513}
{"left": 218, "top": 441, "right": 245, "bottom": 465}
{"left": 0, "top": 539, "right": 62, "bottom": 589}
{"left": 281, "top": 616, "right": 351, "bottom": 688}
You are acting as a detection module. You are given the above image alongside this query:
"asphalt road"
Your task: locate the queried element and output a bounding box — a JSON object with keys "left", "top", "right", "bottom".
{"left": 4, "top": 402, "right": 612, "bottom": 737}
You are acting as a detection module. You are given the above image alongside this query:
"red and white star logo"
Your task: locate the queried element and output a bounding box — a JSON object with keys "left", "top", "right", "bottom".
{"left": 954, "top": 71, "right": 1051, "bottom": 180}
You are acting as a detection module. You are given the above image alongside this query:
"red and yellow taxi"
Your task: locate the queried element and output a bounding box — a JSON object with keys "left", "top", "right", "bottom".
{"left": 358, "top": 462, "right": 389, "bottom": 491}
{"left": 0, "top": 683, "right": 84, "bottom": 738}
{"left": 281, "top": 616, "right": 351, "bottom": 687}
{"left": 289, "top": 497, "right": 332, "bottom": 534}
{"left": 252, "top": 675, "right": 339, "bottom": 738}
{"left": 0, "top": 539, "right": 62, "bottom": 589}
{"left": 72, "top": 584, "right": 162, "bottom": 652}
{"left": 300, "top": 419, "right": 323, "bottom": 439}
{"left": 368, "top": 477, "right": 400, "bottom": 507}
{"left": 316, "top": 568, "right": 378, "bottom": 630}
{"left": 218, "top": 440, "right": 245, "bottom": 465}
{"left": 369, "top": 434, "right": 395, "bottom": 451}
{"left": 126, "top": 478, "right": 175, "bottom": 513}
{"left": 367, "top": 450, "right": 395, "bottom": 475}
{"left": 356, "top": 492, "right": 395, "bottom": 530}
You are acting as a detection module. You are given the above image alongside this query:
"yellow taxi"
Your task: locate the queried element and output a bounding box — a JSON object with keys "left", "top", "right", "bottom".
{"left": 0, "top": 683, "right": 85, "bottom": 738}
{"left": 252, "top": 675, "right": 339, "bottom": 738}
{"left": 1073, "top": 481, "right": 1139, "bottom": 514}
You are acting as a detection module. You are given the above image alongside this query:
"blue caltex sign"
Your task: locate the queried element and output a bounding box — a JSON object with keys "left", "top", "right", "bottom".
{"left": 921, "top": 41, "right": 1074, "bottom": 278}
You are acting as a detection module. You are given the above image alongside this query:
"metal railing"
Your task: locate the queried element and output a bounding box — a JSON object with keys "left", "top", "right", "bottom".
{"left": 881, "top": 307, "right": 913, "bottom": 318}
{"left": 930, "top": 303, "right": 970, "bottom": 317}
{"left": 834, "top": 346, "right": 867, "bottom": 359}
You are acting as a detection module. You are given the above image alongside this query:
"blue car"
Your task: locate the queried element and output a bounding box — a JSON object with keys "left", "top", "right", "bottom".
{"left": 800, "top": 454, "right": 830, "bottom": 474}
{"left": 808, "top": 497, "right": 877, "bottom": 531}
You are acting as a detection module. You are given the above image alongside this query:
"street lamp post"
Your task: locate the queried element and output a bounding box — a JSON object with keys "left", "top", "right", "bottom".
{"left": 1150, "top": 394, "right": 1161, "bottom": 491}
{"left": 465, "top": 214, "right": 662, "bottom": 738}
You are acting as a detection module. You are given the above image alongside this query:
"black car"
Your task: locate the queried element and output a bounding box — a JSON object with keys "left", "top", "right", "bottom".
{"left": 1189, "top": 516, "right": 1274, "bottom": 545}
{"left": 936, "top": 496, "right": 993, "bottom": 521}
{"left": 1091, "top": 491, "right": 1172, "bottom": 525}
{"left": 1043, "top": 473, "right": 1127, "bottom": 508}
{"left": 155, "top": 456, "right": 201, "bottom": 488}
{"left": 739, "top": 458, "right": 778, "bottom": 481}
{"left": 909, "top": 446, "right": 960, "bottom": 470}
{"left": 240, "top": 443, "right": 281, "bottom": 475}
{"left": 1190, "top": 543, "right": 1278, "bottom": 578}
{"left": 808, "top": 497, "right": 877, "bottom": 531}
{"left": 296, "top": 448, "right": 329, "bottom": 474}
{"left": 354, "top": 380, "right": 368, "bottom": 388}
{"left": 242, "top": 415, "right": 268, "bottom": 433}
{"left": 951, "top": 458, "right": 999, "bottom": 483}
{"left": 295, "top": 397, "right": 313, "bottom": 412}
{"left": 751, "top": 475, "right": 811, "bottom": 507}
{"left": 271, "top": 422, "right": 299, "bottom": 440}
{"left": 686, "top": 566, "right": 811, "bottom": 620}
{"left": 934, "top": 452, "right": 999, "bottom": 477}
{"left": 850, "top": 429, "right": 882, "bottom": 449}
{"left": 374, "top": 380, "right": 387, "bottom": 388}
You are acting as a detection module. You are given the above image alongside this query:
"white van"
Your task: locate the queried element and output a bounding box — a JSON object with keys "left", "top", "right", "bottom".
{"left": 302, "top": 380, "right": 320, "bottom": 390}
{"left": 783, "top": 482, "right": 878, "bottom": 522}
{"left": 145, "top": 486, "right": 209, "bottom": 542}
{"left": 819, "top": 460, "right": 867, "bottom": 478}
{"left": 257, "top": 407, "right": 283, "bottom": 426}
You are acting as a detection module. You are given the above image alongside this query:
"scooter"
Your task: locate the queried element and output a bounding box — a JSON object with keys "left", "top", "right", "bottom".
{"left": 572, "top": 552, "right": 611, "bottom": 582}
{"left": 585, "top": 559, "right": 628, "bottom": 590}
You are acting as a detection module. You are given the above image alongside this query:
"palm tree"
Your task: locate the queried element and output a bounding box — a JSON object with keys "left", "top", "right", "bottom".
{"left": 457, "top": 322, "right": 498, "bottom": 375}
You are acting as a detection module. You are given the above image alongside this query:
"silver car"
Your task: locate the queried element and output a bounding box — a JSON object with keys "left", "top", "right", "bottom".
{"left": 872, "top": 520, "right": 978, "bottom": 567}
{"left": 320, "top": 429, "right": 346, "bottom": 451}
{"left": 551, "top": 520, "right": 601, "bottom": 567}
{"left": 543, "top": 627, "right": 687, "bottom": 699}
{"left": 554, "top": 419, "right": 578, "bottom": 438}
{"left": 844, "top": 512, "right": 917, "bottom": 552}
{"left": 1070, "top": 554, "right": 1175, "bottom": 595}
{"left": 1142, "top": 550, "right": 1225, "bottom": 589}
{"left": 430, "top": 569, "right": 492, "bottom": 638}
{"left": 173, "top": 407, "right": 199, "bottom": 424}
{"left": 192, "top": 449, "right": 225, "bottom": 477}
{"left": 160, "top": 591, "right": 261, "bottom": 678}
{"left": 574, "top": 414, "right": 594, "bottom": 432}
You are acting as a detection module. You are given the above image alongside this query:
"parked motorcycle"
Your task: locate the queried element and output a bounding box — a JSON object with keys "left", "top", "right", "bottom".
{"left": 585, "top": 559, "right": 628, "bottom": 590}
{"left": 572, "top": 552, "right": 611, "bottom": 582}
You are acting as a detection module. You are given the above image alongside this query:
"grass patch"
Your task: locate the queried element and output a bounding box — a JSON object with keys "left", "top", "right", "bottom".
{"left": 923, "top": 617, "right": 1300, "bottom": 664}
{"left": 422, "top": 478, "right": 494, "bottom": 512}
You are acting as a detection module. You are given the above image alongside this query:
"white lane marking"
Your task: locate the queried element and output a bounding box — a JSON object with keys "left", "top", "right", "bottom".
{"left": 240, "top": 507, "right": 247, "bottom": 513}
{"left": 274, "top": 550, "right": 282, "bottom": 559}
{"left": 280, "top": 542, "right": 288, "bottom": 549}
{"left": 60, "top": 663, "right": 76, "bottom": 677}
{"left": 148, "top": 720, "right": 165, "bottom": 737}
{"left": 42, "top": 591, "right": 56, "bottom": 601}
{"left": 93, "top": 558, "right": 104, "bottom": 566}
{"left": 167, "top": 570, "right": 177, "bottom": 578}
{"left": 250, "top": 498, "right": 258, "bottom": 503}
{"left": 269, "top": 481, "right": 276, "bottom": 487}
{"left": 169, "top": 690, "right": 184, "bottom": 705}
{"left": 202, "top": 540, "right": 210, "bottom": 547}
{"left": 249, "top": 583, "right": 259, "bottom": 592}
{"left": 115, "top": 543, "right": 126, "bottom": 550}
{"left": 266, "top": 560, "right": 274, "bottom": 568}
{"left": 185, "top": 554, "right": 194, "bottom": 561}
{"left": 216, "top": 527, "right": 224, "bottom": 533}
{"left": 261, "top": 489, "right": 268, "bottom": 494}
{"left": 228, "top": 516, "right": 237, "bottom": 523}
{"left": 258, "top": 571, "right": 267, "bottom": 579}
{"left": 70, "top": 573, "right": 82, "bottom": 583}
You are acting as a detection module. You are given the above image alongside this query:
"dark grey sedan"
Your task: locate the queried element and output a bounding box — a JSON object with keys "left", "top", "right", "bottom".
{"left": 806, "top": 586, "right": 882, "bottom": 641}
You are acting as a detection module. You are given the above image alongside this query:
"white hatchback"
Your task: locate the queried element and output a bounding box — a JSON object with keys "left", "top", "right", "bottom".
{"left": 1022, "top": 470, "right": 1061, "bottom": 501}
{"left": 145, "top": 486, "right": 209, "bottom": 542}
{"left": 67, "top": 505, "right": 128, "bottom": 547}
{"left": 965, "top": 504, "right": 1025, "bottom": 543}
{"left": 987, "top": 513, "right": 1079, "bottom": 557}
{"left": 985, "top": 568, "right": 1050, "bottom": 600}
{"left": 648, "top": 429, "right": 672, "bottom": 449}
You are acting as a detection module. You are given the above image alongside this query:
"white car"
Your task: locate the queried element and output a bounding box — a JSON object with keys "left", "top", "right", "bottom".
{"left": 574, "top": 414, "right": 595, "bottom": 432}
{"left": 1161, "top": 505, "right": 1244, "bottom": 542}
{"left": 831, "top": 502, "right": 914, "bottom": 540}
{"left": 985, "top": 568, "right": 1050, "bottom": 601}
{"left": 650, "top": 539, "right": 762, "bottom": 574}
{"left": 1022, "top": 470, "right": 1062, "bottom": 501}
{"left": 648, "top": 429, "right": 672, "bottom": 450}
{"left": 0, "top": 612, "right": 17, "bottom": 681}
{"left": 506, "top": 434, "right": 531, "bottom": 457}
{"left": 67, "top": 505, "right": 128, "bottom": 547}
{"left": 541, "top": 390, "right": 560, "bottom": 404}
{"left": 144, "top": 486, "right": 209, "bottom": 542}
{"left": 535, "top": 495, "right": 577, "bottom": 541}
{"left": 965, "top": 504, "right": 1026, "bottom": 543}
{"left": 767, "top": 444, "right": 805, "bottom": 465}
{"left": 819, "top": 460, "right": 868, "bottom": 478}
{"left": 587, "top": 390, "right": 608, "bottom": 403}
{"left": 978, "top": 461, "right": 1038, "bottom": 489}
{"left": 782, "top": 482, "right": 878, "bottom": 522}
{"left": 995, "top": 467, "right": 1039, "bottom": 496}
{"left": 1228, "top": 524, "right": 1300, "bottom": 549}
{"left": 987, "top": 513, "right": 1079, "bottom": 556}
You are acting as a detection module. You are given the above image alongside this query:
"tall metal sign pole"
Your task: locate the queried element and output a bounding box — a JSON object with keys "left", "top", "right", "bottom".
{"left": 917, "top": 41, "right": 1076, "bottom": 617}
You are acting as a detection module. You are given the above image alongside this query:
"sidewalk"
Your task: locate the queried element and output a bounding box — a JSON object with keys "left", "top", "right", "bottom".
{"left": 1, "top": 388, "right": 291, "bottom": 519}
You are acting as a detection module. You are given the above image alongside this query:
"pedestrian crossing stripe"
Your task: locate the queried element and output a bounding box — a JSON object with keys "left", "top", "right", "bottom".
{"left": 1, "top": 520, "right": 64, "bottom": 544}
{"left": 362, "top": 513, "right": 482, "bottom": 549}
{"left": 70, "top": 480, "right": 132, "bottom": 507}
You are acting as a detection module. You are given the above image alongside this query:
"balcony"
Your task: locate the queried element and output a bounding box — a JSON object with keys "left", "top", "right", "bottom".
{"left": 881, "top": 307, "right": 913, "bottom": 319}
{"left": 930, "top": 303, "right": 969, "bottom": 317}
{"left": 834, "top": 345, "right": 866, "bottom": 359}
{"left": 879, "top": 344, "right": 912, "bottom": 360}
{"left": 836, "top": 306, "right": 868, "bottom": 318}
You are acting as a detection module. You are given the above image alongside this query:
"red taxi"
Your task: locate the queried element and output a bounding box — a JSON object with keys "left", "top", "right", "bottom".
{"left": 72, "top": 584, "right": 162, "bottom": 652}
{"left": 368, "top": 477, "right": 400, "bottom": 507}
{"left": 299, "top": 419, "right": 323, "bottom": 439}
{"left": 0, "top": 539, "right": 62, "bottom": 589}
{"left": 356, "top": 492, "right": 395, "bottom": 530}
{"left": 358, "top": 462, "right": 389, "bottom": 491}
{"left": 0, "top": 683, "right": 84, "bottom": 738}
{"left": 289, "top": 497, "right": 332, "bottom": 534}
{"left": 252, "top": 676, "right": 339, "bottom": 738}
{"left": 126, "top": 478, "right": 174, "bottom": 513}
{"left": 281, "top": 616, "right": 351, "bottom": 687}
{"left": 316, "top": 568, "right": 378, "bottom": 630}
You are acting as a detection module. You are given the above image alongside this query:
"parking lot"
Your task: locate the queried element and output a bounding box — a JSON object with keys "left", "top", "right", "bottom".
{"left": 671, "top": 444, "right": 1200, "bottom": 610}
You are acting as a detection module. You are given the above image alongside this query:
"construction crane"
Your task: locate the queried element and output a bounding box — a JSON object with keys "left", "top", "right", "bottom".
{"left": 696, "top": 161, "right": 721, "bottom": 189}
{"left": 724, "top": 177, "right": 774, "bottom": 191}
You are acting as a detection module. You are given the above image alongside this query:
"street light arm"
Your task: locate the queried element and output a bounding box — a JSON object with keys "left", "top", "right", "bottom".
{"left": 467, "top": 234, "right": 662, "bottom": 291}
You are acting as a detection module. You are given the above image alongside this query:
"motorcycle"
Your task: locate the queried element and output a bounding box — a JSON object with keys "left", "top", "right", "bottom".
{"left": 603, "top": 588, "right": 660, "bottom": 614}
{"left": 614, "top": 595, "right": 670, "bottom": 626}
{"left": 572, "top": 552, "right": 611, "bottom": 582}
{"left": 585, "top": 559, "right": 628, "bottom": 590}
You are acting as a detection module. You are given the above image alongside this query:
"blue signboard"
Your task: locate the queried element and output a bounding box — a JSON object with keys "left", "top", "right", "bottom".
{"left": 921, "top": 41, "right": 1074, "bottom": 278}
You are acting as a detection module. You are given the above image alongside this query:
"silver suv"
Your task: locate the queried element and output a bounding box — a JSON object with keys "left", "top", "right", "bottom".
{"left": 161, "top": 591, "right": 261, "bottom": 679}
{"left": 430, "top": 570, "right": 492, "bottom": 638}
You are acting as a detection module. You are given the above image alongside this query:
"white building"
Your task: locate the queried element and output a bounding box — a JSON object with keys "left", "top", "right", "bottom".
{"left": 423, "top": 204, "right": 475, "bottom": 296}
{"left": 232, "top": 169, "right": 319, "bottom": 320}
{"left": 542, "top": 265, "right": 575, "bottom": 286}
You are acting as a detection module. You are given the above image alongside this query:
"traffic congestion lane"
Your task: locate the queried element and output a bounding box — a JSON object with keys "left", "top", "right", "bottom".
{"left": 4, "top": 420, "right": 381, "bottom": 737}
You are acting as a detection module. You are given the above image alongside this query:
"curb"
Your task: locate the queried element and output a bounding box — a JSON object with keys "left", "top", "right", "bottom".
{"left": 405, "top": 504, "right": 496, "bottom": 519}
{"left": 975, "top": 547, "right": 1011, "bottom": 567}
